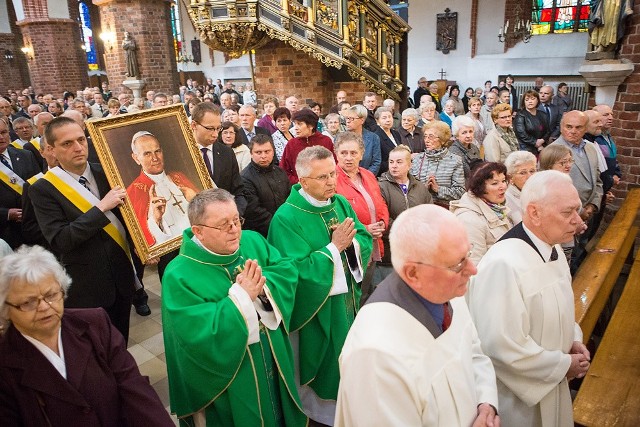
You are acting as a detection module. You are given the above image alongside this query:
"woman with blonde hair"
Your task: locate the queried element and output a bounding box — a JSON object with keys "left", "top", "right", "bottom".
{"left": 483, "top": 103, "right": 519, "bottom": 163}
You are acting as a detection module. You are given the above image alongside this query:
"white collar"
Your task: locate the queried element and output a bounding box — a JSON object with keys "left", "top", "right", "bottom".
{"left": 522, "top": 223, "right": 554, "bottom": 262}
{"left": 298, "top": 187, "right": 331, "bottom": 207}
{"left": 144, "top": 170, "right": 168, "bottom": 184}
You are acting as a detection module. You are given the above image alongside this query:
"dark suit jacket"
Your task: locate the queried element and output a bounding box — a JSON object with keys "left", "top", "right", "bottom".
{"left": 21, "top": 179, "right": 51, "bottom": 249}
{"left": 209, "top": 142, "right": 247, "bottom": 215}
{"left": 29, "top": 163, "right": 136, "bottom": 308}
{"left": 0, "top": 308, "right": 174, "bottom": 427}
{"left": 375, "top": 127, "right": 402, "bottom": 176}
{"left": 538, "top": 103, "right": 561, "bottom": 140}
{"left": 237, "top": 125, "right": 271, "bottom": 146}
{"left": 0, "top": 146, "right": 41, "bottom": 248}
{"left": 22, "top": 140, "right": 46, "bottom": 172}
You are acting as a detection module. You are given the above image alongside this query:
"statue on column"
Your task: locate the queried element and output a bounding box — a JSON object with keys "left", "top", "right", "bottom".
{"left": 122, "top": 31, "right": 140, "bottom": 78}
{"left": 589, "top": 0, "right": 635, "bottom": 53}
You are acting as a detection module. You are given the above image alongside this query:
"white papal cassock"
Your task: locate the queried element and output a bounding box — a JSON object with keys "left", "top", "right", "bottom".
{"left": 468, "top": 232, "right": 582, "bottom": 427}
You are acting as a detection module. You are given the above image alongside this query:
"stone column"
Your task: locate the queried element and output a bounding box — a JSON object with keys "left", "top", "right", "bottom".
{"left": 15, "top": 0, "right": 89, "bottom": 95}
{"left": 94, "top": 0, "right": 179, "bottom": 96}
{"left": 0, "top": 0, "right": 30, "bottom": 91}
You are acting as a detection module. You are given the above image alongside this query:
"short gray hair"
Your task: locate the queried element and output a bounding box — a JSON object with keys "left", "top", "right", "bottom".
{"left": 401, "top": 108, "right": 419, "bottom": 121}
{"left": 390, "top": 205, "right": 458, "bottom": 269}
{"left": 452, "top": 115, "right": 475, "bottom": 137}
{"left": 504, "top": 151, "right": 537, "bottom": 175}
{"left": 520, "top": 170, "right": 573, "bottom": 212}
{"left": 130, "top": 131, "right": 156, "bottom": 153}
{"left": 349, "top": 104, "right": 368, "bottom": 119}
{"left": 187, "top": 188, "right": 236, "bottom": 225}
{"left": 374, "top": 106, "right": 393, "bottom": 120}
{"left": 0, "top": 245, "right": 72, "bottom": 333}
{"left": 334, "top": 131, "right": 365, "bottom": 153}
{"left": 418, "top": 102, "right": 436, "bottom": 114}
{"left": 34, "top": 112, "right": 54, "bottom": 127}
{"left": 295, "top": 146, "right": 334, "bottom": 178}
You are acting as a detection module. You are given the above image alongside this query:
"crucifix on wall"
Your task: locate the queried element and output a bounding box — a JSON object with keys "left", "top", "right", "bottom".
{"left": 436, "top": 8, "right": 457, "bottom": 54}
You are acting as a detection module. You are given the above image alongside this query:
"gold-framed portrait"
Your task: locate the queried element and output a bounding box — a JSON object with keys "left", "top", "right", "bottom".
{"left": 86, "top": 104, "right": 212, "bottom": 262}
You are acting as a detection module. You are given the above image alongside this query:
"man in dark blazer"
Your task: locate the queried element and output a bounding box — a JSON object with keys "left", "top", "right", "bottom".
{"left": 538, "top": 85, "right": 561, "bottom": 141}
{"left": 237, "top": 105, "right": 271, "bottom": 146}
{"left": 29, "top": 117, "right": 138, "bottom": 341}
{"left": 155, "top": 102, "right": 247, "bottom": 280}
{"left": 0, "top": 118, "right": 41, "bottom": 249}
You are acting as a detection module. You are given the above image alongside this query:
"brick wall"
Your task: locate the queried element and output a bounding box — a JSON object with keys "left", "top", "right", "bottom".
{"left": 96, "top": 0, "right": 179, "bottom": 96}
{"left": 18, "top": 18, "right": 89, "bottom": 96}
{"left": 254, "top": 39, "right": 375, "bottom": 114}
{"left": 0, "top": 0, "right": 30, "bottom": 93}
{"left": 607, "top": 3, "right": 640, "bottom": 209}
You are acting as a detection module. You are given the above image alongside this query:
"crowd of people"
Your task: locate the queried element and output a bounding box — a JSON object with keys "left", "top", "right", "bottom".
{"left": 0, "top": 72, "right": 622, "bottom": 426}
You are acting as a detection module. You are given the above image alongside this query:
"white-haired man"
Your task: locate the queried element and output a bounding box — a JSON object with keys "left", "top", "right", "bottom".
{"left": 237, "top": 105, "right": 270, "bottom": 145}
{"left": 468, "top": 170, "right": 590, "bottom": 427}
{"left": 336, "top": 204, "right": 499, "bottom": 427}
{"left": 268, "top": 145, "right": 372, "bottom": 425}
{"left": 126, "top": 131, "right": 199, "bottom": 247}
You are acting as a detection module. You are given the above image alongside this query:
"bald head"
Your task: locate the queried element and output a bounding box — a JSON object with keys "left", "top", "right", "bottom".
{"left": 390, "top": 204, "right": 475, "bottom": 303}
{"left": 62, "top": 109, "right": 86, "bottom": 130}
{"left": 593, "top": 104, "right": 613, "bottom": 130}
{"left": 560, "top": 110, "right": 588, "bottom": 145}
{"left": 34, "top": 112, "right": 54, "bottom": 136}
{"left": 584, "top": 110, "right": 603, "bottom": 136}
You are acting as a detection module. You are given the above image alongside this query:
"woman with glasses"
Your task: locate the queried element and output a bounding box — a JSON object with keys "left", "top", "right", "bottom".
{"left": 218, "top": 121, "right": 251, "bottom": 171}
{"left": 504, "top": 151, "right": 537, "bottom": 224}
{"left": 0, "top": 245, "right": 174, "bottom": 426}
{"left": 411, "top": 121, "right": 465, "bottom": 208}
{"left": 334, "top": 132, "right": 389, "bottom": 304}
{"left": 539, "top": 144, "right": 586, "bottom": 262}
{"left": 450, "top": 162, "right": 514, "bottom": 264}
{"left": 483, "top": 104, "right": 519, "bottom": 164}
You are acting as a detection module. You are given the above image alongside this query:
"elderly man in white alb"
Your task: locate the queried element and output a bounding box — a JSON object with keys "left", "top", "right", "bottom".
{"left": 468, "top": 170, "right": 590, "bottom": 427}
{"left": 336, "top": 204, "right": 500, "bottom": 427}
{"left": 126, "top": 131, "right": 199, "bottom": 247}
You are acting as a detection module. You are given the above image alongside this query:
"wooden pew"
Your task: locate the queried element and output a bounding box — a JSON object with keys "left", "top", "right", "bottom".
{"left": 573, "top": 248, "right": 640, "bottom": 426}
{"left": 572, "top": 188, "right": 640, "bottom": 342}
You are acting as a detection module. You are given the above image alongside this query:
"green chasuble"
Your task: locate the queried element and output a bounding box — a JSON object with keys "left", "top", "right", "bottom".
{"left": 267, "top": 184, "right": 373, "bottom": 401}
{"left": 162, "top": 229, "right": 307, "bottom": 427}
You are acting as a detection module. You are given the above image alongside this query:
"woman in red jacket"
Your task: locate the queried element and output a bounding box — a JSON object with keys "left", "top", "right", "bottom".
{"left": 334, "top": 131, "right": 389, "bottom": 304}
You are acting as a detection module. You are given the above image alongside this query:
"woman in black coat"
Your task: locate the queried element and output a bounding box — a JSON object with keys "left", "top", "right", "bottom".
{"left": 514, "top": 89, "right": 550, "bottom": 155}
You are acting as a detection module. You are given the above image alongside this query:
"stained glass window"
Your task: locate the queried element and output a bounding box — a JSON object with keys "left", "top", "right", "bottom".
{"left": 170, "top": 2, "right": 182, "bottom": 61}
{"left": 531, "top": 0, "right": 591, "bottom": 35}
{"left": 78, "top": 2, "right": 98, "bottom": 71}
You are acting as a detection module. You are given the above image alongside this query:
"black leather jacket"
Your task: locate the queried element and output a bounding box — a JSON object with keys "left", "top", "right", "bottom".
{"left": 514, "top": 109, "right": 550, "bottom": 154}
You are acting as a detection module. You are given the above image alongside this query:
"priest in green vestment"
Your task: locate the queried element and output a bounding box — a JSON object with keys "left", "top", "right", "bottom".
{"left": 268, "top": 146, "right": 373, "bottom": 425}
{"left": 161, "top": 188, "right": 308, "bottom": 427}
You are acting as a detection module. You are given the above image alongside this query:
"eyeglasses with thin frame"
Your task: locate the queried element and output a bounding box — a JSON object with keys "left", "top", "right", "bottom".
{"left": 4, "top": 289, "right": 64, "bottom": 312}
{"left": 409, "top": 244, "right": 474, "bottom": 274}
{"left": 556, "top": 158, "right": 574, "bottom": 167}
{"left": 303, "top": 170, "right": 337, "bottom": 183}
{"left": 196, "top": 217, "right": 244, "bottom": 233}
{"left": 195, "top": 121, "right": 223, "bottom": 132}
{"left": 344, "top": 116, "right": 362, "bottom": 122}
{"left": 497, "top": 114, "right": 512, "bottom": 120}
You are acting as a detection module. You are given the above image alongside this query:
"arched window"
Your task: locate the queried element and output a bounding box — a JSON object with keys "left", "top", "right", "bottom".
{"left": 170, "top": 1, "right": 182, "bottom": 62}
{"left": 79, "top": 2, "right": 98, "bottom": 70}
{"left": 531, "top": 0, "right": 591, "bottom": 35}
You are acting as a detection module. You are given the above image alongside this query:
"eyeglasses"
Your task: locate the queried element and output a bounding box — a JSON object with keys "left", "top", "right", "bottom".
{"left": 497, "top": 115, "right": 512, "bottom": 120}
{"left": 409, "top": 245, "right": 474, "bottom": 274}
{"left": 303, "top": 170, "right": 337, "bottom": 182}
{"left": 196, "top": 217, "right": 244, "bottom": 233}
{"left": 344, "top": 117, "right": 362, "bottom": 122}
{"left": 556, "top": 159, "right": 574, "bottom": 167}
{"left": 5, "top": 289, "right": 64, "bottom": 312}
{"left": 424, "top": 133, "right": 439, "bottom": 140}
{"left": 195, "top": 121, "right": 223, "bottom": 132}
{"left": 515, "top": 168, "right": 537, "bottom": 176}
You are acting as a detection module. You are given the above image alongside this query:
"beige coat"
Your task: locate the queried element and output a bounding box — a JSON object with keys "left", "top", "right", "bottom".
{"left": 449, "top": 192, "right": 513, "bottom": 265}
{"left": 483, "top": 127, "right": 518, "bottom": 163}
